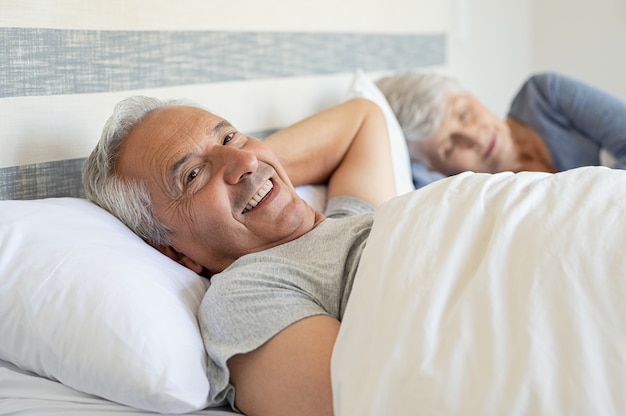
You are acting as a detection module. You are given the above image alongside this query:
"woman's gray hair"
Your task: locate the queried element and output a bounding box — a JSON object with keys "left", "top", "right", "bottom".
{"left": 82, "top": 96, "right": 198, "bottom": 247}
{"left": 376, "top": 71, "right": 465, "bottom": 162}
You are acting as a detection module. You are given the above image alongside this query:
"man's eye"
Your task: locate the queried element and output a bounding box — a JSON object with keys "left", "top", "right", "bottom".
{"left": 223, "top": 132, "right": 235, "bottom": 144}
{"left": 186, "top": 167, "right": 200, "bottom": 184}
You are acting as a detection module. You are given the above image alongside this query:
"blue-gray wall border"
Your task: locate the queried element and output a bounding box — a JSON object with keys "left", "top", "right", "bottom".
{"left": 0, "top": 158, "right": 86, "bottom": 200}
{"left": 1, "top": 28, "right": 446, "bottom": 98}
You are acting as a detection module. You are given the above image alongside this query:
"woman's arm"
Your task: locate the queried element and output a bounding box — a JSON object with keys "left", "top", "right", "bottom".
{"left": 264, "top": 98, "right": 397, "bottom": 208}
{"left": 509, "top": 72, "right": 626, "bottom": 169}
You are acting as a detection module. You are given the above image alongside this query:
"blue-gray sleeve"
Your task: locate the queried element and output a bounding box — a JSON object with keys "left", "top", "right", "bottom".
{"left": 508, "top": 72, "right": 626, "bottom": 170}
{"left": 411, "top": 161, "right": 446, "bottom": 189}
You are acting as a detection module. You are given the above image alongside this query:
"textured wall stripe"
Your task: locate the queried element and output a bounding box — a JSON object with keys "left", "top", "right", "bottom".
{"left": 1, "top": 28, "right": 446, "bottom": 98}
{"left": 0, "top": 158, "right": 86, "bottom": 200}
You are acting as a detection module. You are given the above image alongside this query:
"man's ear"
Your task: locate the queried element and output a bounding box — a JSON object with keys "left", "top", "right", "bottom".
{"left": 157, "top": 245, "right": 204, "bottom": 275}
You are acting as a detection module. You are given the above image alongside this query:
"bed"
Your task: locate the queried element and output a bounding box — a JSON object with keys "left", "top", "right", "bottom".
{"left": 3, "top": 6, "right": 626, "bottom": 416}
{"left": 4, "top": 165, "right": 626, "bottom": 416}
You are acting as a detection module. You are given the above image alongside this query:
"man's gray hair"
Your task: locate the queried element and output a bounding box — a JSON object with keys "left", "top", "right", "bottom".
{"left": 82, "top": 96, "right": 197, "bottom": 247}
{"left": 376, "top": 71, "right": 465, "bottom": 162}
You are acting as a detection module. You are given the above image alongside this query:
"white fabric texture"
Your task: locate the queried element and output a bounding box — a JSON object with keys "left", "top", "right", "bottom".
{"left": 332, "top": 167, "right": 626, "bottom": 416}
{"left": 0, "top": 198, "right": 211, "bottom": 413}
{"left": 345, "top": 69, "right": 415, "bottom": 196}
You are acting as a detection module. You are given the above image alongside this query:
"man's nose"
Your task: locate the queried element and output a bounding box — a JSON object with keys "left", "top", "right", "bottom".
{"left": 214, "top": 146, "right": 259, "bottom": 185}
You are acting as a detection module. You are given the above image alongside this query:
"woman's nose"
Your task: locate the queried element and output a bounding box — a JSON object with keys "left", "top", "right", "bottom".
{"left": 453, "top": 133, "right": 482, "bottom": 150}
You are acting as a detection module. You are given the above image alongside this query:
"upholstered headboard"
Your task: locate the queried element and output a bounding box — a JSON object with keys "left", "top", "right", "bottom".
{"left": 0, "top": 5, "right": 447, "bottom": 200}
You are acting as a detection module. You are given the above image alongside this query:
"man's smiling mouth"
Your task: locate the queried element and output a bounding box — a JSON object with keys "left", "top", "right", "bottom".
{"left": 242, "top": 179, "right": 274, "bottom": 214}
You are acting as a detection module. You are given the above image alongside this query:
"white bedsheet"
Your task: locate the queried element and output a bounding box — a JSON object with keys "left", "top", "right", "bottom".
{"left": 332, "top": 167, "right": 626, "bottom": 416}
{"left": 0, "top": 360, "right": 237, "bottom": 415}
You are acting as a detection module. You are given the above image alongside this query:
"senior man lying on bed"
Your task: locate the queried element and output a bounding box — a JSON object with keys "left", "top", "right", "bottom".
{"left": 83, "top": 96, "right": 626, "bottom": 416}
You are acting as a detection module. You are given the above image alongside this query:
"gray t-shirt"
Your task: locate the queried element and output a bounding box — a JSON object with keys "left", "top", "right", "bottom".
{"left": 198, "top": 196, "right": 374, "bottom": 407}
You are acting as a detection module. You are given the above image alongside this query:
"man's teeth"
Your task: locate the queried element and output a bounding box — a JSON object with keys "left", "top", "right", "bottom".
{"left": 243, "top": 180, "right": 273, "bottom": 213}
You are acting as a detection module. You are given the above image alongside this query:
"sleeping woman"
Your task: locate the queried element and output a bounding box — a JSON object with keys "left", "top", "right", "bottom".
{"left": 375, "top": 71, "right": 626, "bottom": 188}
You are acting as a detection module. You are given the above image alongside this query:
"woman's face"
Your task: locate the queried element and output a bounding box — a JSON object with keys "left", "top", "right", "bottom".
{"left": 413, "top": 93, "right": 518, "bottom": 175}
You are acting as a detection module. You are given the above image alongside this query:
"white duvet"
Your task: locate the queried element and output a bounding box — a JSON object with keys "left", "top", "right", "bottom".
{"left": 332, "top": 167, "right": 626, "bottom": 416}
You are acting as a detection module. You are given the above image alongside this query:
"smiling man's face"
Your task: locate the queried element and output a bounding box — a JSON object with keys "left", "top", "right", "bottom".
{"left": 116, "top": 105, "right": 319, "bottom": 274}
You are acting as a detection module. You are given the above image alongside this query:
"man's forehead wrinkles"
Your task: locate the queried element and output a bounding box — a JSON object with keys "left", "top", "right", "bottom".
{"left": 178, "top": 114, "right": 230, "bottom": 142}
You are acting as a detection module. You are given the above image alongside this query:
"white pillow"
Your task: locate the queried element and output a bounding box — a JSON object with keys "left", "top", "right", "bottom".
{"left": 345, "top": 69, "right": 415, "bottom": 195}
{"left": 0, "top": 198, "right": 211, "bottom": 413}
